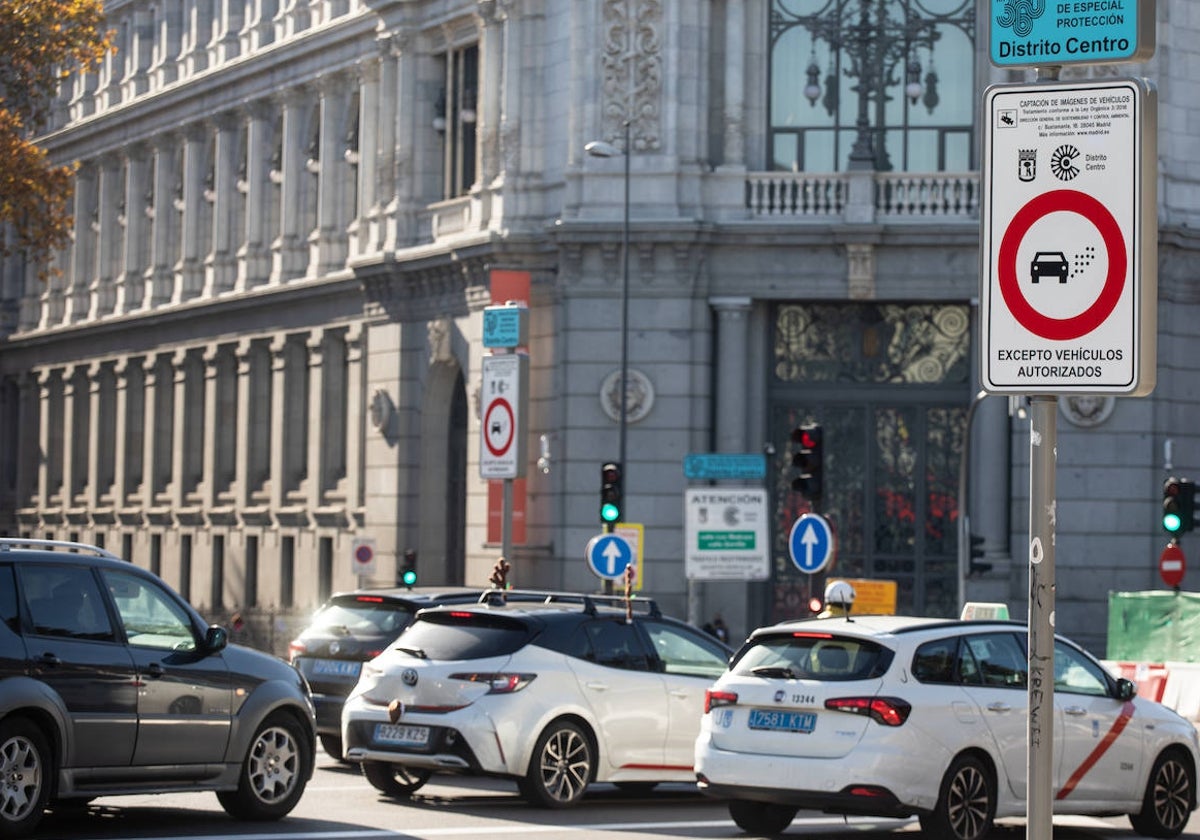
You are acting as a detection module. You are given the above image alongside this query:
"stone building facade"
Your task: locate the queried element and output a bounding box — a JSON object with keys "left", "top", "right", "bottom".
{"left": 1, "top": 0, "right": 1198, "bottom": 655}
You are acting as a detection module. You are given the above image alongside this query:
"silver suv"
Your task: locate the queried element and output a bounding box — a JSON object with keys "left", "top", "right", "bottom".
{"left": 0, "top": 539, "right": 316, "bottom": 838}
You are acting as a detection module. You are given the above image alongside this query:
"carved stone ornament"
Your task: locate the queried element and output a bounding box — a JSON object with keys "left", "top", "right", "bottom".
{"left": 1060, "top": 395, "right": 1115, "bottom": 428}
{"left": 369, "top": 388, "right": 394, "bottom": 430}
{"left": 600, "top": 368, "right": 654, "bottom": 424}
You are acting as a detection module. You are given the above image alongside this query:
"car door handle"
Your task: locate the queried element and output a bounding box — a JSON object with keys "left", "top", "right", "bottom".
{"left": 986, "top": 702, "right": 1011, "bottom": 712}
{"left": 144, "top": 663, "right": 165, "bottom": 678}
{"left": 1064, "top": 706, "right": 1087, "bottom": 716}
{"left": 38, "top": 652, "right": 62, "bottom": 667}
{"left": 585, "top": 681, "right": 608, "bottom": 691}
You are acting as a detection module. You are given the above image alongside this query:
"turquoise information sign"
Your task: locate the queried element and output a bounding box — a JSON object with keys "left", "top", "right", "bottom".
{"left": 989, "top": 0, "right": 1154, "bottom": 67}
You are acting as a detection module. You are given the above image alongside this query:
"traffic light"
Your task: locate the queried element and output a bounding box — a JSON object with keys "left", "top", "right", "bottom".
{"left": 791, "top": 424, "right": 824, "bottom": 499}
{"left": 600, "top": 462, "right": 623, "bottom": 527}
{"left": 399, "top": 549, "right": 417, "bottom": 589}
{"left": 1162, "top": 477, "right": 1196, "bottom": 535}
{"left": 968, "top": 533, "right": 992, "bottom": 576}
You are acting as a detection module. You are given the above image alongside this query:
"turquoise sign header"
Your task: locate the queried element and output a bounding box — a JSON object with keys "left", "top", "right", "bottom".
{"left": 990, "top": 0, "right": 1155, "bottom": 67}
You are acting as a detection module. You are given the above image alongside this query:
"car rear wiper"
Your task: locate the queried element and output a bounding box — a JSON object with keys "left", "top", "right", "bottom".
{"left": 397, "top": 646, "right": 427, "bottom": 659}
{"left": 751, "top": 665, "right": 802, "bottom": 679}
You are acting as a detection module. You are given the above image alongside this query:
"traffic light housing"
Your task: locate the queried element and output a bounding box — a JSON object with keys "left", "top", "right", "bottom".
{"left": 399, "top": 549, "right": 417, "bottom": 589}
{"left": 1163, "top": 477, "right": 1196, "bottom": 535}
{"left": 791, "top": 424, "right": 824, "bottom": 499}
{"left": 968, "top": 533, "right": 992, "bottom": 576}
{"left": 600, "top": 462, "right": 623, "bottom": 526}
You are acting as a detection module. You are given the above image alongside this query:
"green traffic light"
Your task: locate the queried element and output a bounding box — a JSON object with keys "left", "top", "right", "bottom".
{"left": 401, "top": 568, "right": 417, "bottom": 587}
{"left": 1164, "top": 513, "right": 1183, "bottom": 533}
{"left": 601, "top": 502, "right": 620, "bottom": 523}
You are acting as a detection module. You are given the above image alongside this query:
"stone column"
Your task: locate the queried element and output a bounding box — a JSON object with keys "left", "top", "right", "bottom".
{"left": 375, "top": 35, "right": 402, "bottom": 251}
{"left": 478, "top": 2, "right": 503, "bottom": 189}
{"left": 142, "top": 354, "right": 165, "bottom": 509}
{"left": 146, "top": 136, "right": 179, "bottom": 307}
{"left": 710, "top": 297, "right": 752, "bottom": 452}
{"left": 118, "top": 145, "right": 150, "bottom": 313}
{"left": 209, "top": 0, "right": 242, "bottom": 65}
{"left": 66, "top": 163, "right": 96, "bottom": 322}
{"left": 350, "top": 54, "right": 380, "bottom": 257}
{"left": 269, "top": 335, "right": 290, "bottom": 510}
{"left": 234, "top": 339, "right": 254, "bottom": 507}
{"left": 240, "top": 0, "right": 274, "bottom": 53}
{"left": 112, "top": 357, "right": 131, "bottom": 508}
{"left": 311, "top": 75, "right": 350, "bottom": 276}
{"left": 86, "top": 362, "right": 104, "bottom": 509}
{"left": 723, "top": 0, "right": 745, "bottom": 166}
{"left": 176, "top": 125, "right": 208, "bottom": 302}
{"left": 305, "top": 330, "right": 326, "bottom": 506}
{"left": 61, "top": 366, "right": 81, "bottom": 508}
{"left": 152, "top": 0, "right": 183, "bottom": 89}
{"left": 124, "top": 4, "right": 152, "bottom": 99}
{"left": 15, "top": 373, "right": 38, "bottom": 510}
{"left": 344, "top": 325, "right": 365, "bottom": 517}
{"left": 37, "top": 369, "right": 56, "bottom": 510}
{"left": 92, "top": 156, "right": 120, "bottom": 317}
{"left": 202, "top": 344, "right": 221, "bottom": 508}
{"left": 271, "top": 90, "right": 309, "bottom": 282}
{"left": 207, "top": 114, "right": 239, "bottom": 295}
{"left": 238, "top": 102, "right": 274, "bottom": 289}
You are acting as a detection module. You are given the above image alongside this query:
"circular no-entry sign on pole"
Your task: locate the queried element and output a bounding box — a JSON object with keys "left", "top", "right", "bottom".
{"left": 1160, "top": 542, "right": 1185, "bottom": 589}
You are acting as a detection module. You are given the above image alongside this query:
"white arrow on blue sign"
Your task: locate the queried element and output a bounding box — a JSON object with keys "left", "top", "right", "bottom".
{"left": 585, "top": 533, "right": 633, "bottom": 580}
{"left": 788, "top": 513, "right": 834, "bottom": 574}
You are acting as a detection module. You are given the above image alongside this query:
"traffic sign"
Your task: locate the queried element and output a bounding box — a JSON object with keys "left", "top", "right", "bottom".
{"left": 980, "top": 78, "right": 1157, "bottom": 395}
{"left": 789, "top": 513, "right": 834, "bottom": 574}
{"left": 483, "top": 303, "right": 528, "bottom": 349}
{"left": 1160, "top": 543, "right": 1185, "bottom": 588}
{"left": 684, "top": 488, "right": 769, "bottom": 580}
{"left": 989, "top": 0, "right": 1155, "bottom": 68}
{"left": 683, "top": 453, "right": 767, "bottom": 481}
{"left": 480, "top": 353, "right": 528, "bottom": 479}
{"left": 586, "top": 533, "right": 633, "bottom": 580}
{"left": 351, "top": 538, "right": 376, "bottom": 577}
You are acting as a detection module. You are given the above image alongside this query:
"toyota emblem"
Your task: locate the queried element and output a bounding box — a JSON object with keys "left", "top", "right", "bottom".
{"left": 402, "top": 668, "right": 418, "bottom": 686}
{"left": 773, "top": 690, "right": 785, "bottom": 703}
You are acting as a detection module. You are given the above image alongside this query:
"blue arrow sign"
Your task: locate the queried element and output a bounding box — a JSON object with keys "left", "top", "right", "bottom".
{"left": 788, "top": 513, "right": 834, "bottom": 574}
{"left": 586, "top": 534, "right": 633, "bottom": 580}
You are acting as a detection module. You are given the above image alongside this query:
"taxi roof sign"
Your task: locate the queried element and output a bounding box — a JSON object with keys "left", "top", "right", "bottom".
{"left": 961, "top": 602, "right": 1011, "bottom": 621}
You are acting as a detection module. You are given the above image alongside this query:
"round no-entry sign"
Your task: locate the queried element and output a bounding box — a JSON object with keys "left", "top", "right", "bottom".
{"left": 1160, "top": 543, "right": 1185, "bottom": 589}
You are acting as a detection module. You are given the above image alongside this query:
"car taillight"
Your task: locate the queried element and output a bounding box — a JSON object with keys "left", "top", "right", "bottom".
{"left": 704, "top": 689, "right": 738, "bottom": 713}
{"left": 287, "top": 641, "right": 306, "bottom": 663}
{"left": 825, "top": 696, "right": 911, "bottom": 726}
{"left": 449, "top": 672, "right": 536, "bottom": 694}
{"left": 355, "top": 595, "right": 384, "bottom": 603}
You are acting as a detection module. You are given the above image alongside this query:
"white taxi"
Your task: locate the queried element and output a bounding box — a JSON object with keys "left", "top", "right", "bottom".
{"left": 694, "top": 608, "right": 1199, "bottom": 840}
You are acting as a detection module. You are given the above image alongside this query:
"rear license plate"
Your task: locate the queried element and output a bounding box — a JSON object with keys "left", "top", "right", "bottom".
{"left": 748, "top": 708, "right": 817, "bottom": 733}
{"left": 374, "top": 723, "right": 430, "bottom": 747}
{"left": 311, "top": 659, "right": 362, "bottom": 678}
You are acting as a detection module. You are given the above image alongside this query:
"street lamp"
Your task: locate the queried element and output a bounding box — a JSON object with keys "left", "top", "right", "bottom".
{"left": 585, "top": 121, "right": 631, "bottom": 527}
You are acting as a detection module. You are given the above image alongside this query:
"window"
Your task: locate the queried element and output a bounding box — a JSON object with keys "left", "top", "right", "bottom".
{"left": 102, "top": 568, "right": 197, "bottom": 651}
{"left": 769, "top": 0, "right": 976, "bottom": 172}
{"left": 732, "top": 632, "right": 893, "bottom": 681}
{"left": 437, "top": 44, "right": 478, "bottom": 199}
{"left": 570, "top": 619, "right": 652, "bottom": 672}
{"left": 964, "top": 632, "right": 1026, "bottom": 688}
{"left": 19, "top": 564, "right": 116, "bottom": 642}
{"left": 1053, "top": 641, "right": 1110, "bottom": 697}
{"left": 640, "top": 621, "right": 729, "bottom": 679}
{"left": 912, "top": 636, "right": 959, "bottom": 683}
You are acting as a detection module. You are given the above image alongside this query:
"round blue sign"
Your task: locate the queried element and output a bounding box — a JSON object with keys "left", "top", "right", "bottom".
{"left": 788, "top": 513, "right": 834, "bottom": 574}
{"left": 586, "top": 534, "right": 633, "bottom": 580}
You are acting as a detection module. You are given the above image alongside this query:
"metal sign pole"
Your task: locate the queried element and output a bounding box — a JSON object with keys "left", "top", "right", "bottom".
{"left": 502, "top": 478, "right": 514, "bottom": 571}
{"left": 1027, "top": 394, "right": 1057, "bottom": 840}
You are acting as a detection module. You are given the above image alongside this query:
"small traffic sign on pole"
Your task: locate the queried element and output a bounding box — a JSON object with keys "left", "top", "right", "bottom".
{"left": 1160, "top": 542, "right": 1185, "bottom": 589}
{"left": 585, "top": 533, "right": 634, "bottom": 581}
{"left": 788, "top": 513, "right": 834, "bottom": 574}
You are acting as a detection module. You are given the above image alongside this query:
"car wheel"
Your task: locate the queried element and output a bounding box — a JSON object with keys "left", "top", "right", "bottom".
{"left": 1128, "top": 749, "right": 1194, "bottom": 838}
{"left": 361, "top": 762, "right": 432, "bottom": 797}
{"left": 728, "top": 800, "right": 796, "bottom": 835}
{"left": 519, "top": 720, "right": 593, "bottom": 808}
{"left": 919, "top": 754, "right": 995, "bottom": 840}
{"left": 0, "top": 717, "right": 50, "bottom": 839}
{"left": 216, "top": 712, "right": 311, "bottom": 820}
{"left": 319, "top": 734, "right": 345, "bottom": 762}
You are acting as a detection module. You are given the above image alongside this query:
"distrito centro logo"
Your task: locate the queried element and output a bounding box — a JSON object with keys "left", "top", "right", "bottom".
{"left": 995, "top": 0, "right": 1046, "bottom": 38}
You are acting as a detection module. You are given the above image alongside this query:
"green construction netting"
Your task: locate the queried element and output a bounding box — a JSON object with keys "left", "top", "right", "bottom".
{"left": 1107, "top": 590, "right": 1200, "bottom": 662}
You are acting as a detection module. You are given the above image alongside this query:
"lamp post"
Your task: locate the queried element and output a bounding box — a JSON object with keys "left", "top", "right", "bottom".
{"left": 585, "top": 121, "right": 631, "bottom": 520}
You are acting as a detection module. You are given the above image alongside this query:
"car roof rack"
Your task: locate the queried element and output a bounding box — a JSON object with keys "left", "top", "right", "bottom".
{"left": 478, "top": 588, "right": 661, "bottom": 618}
{"left": 0, "top": 537, "right": 121, "bottom": 559}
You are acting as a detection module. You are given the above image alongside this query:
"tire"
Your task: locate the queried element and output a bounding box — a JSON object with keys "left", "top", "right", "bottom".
{"left": 1129, "top": 750, "right": 1194, "bottom": 838}
{"left": 216, "top": 712, "right": 311, "bottom": 821}
{"left": 0, "top": 717, "right": 50, "bottom": 839}
{"left": 919, "top": 754, "right": 995, "bottom": 840}
{"left": 519, "top": 721, "right": 593, "bottom": 808}
{"left": 361, "top": 762, "right": 432, "bottom": 797}
{"left": 728, "top": 800, "right": 797, "bottom": 835}
{"left": 319, "top": 734, "right": 345, "bottom": 762}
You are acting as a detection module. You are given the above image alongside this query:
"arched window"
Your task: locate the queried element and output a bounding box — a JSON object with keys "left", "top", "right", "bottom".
{"left": 769, "top": 0, "right": 976, "bottom": 172}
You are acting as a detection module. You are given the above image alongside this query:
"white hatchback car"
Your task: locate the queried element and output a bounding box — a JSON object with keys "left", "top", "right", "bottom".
{"left": 695, "top": 612, "right": 1199, "bottom": 840}
{"left": 342, "top": 590, "right": 731, "bottom": 807}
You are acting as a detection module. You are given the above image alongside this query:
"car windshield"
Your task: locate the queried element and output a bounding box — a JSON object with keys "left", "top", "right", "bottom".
{"left": 395, "top": 611, "right": 531, "bottom": 660}
{"left": 310, "top": 598, "right": 414, "bottom": 637}
{"left": 732, "top": 632, "right": 893, "bottom": 681}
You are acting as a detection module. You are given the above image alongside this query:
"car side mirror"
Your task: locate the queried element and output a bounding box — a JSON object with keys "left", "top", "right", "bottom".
{"left": 204, "top": 624, "right": 229, "bottom": 653}
{"left": 1115, "top": 677, "right": 1136, "bottom": 701}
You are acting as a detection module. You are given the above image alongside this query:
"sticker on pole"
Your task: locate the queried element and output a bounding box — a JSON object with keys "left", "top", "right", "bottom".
{"left": 980, "top": 79, "right": 1157, "bottom": 396}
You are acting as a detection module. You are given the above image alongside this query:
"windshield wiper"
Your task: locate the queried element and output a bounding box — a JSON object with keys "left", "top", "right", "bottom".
{"left": 397, "top": 646, "right": 427, "bottom": 659}
{"left": 751, "top": 665, "right": 801, "bottom": 679}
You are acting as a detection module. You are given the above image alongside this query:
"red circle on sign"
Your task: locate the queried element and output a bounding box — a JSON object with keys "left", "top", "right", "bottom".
{"left": 1160, "top": 543, "right": 1186, "bottom": 588}
{"left": 998, "top": 189, "right": 1127, "bottom": 341}
{"left": 483, "top": 398, "right": 515, "bottom": 457}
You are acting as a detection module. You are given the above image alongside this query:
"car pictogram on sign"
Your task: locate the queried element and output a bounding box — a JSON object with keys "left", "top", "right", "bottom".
{"left": 1030, "top": 251, "right": 1069, "bottom": 284}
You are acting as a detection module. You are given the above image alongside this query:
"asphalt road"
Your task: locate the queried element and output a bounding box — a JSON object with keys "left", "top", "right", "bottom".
{"left": 32, "top": 753, "right": 1200, "bottom": 840}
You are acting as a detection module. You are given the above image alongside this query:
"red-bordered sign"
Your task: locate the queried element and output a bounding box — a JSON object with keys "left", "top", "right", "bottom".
{"left": 1160, "top": 542, "right": 1185, "bottom": 589}
{"left": 483, "top": 397, "right": 514, "bottom": 457}
{"left": 998, "top": 190, "right": 1127, "bottom": 341}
